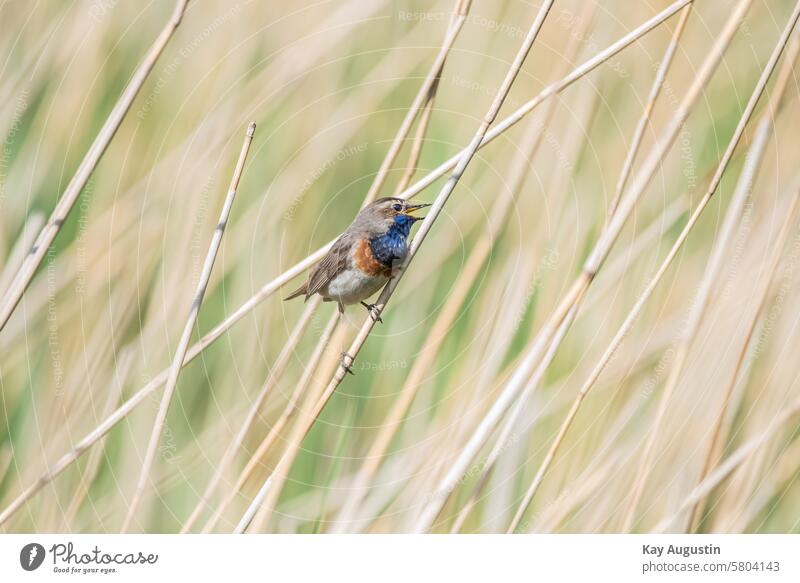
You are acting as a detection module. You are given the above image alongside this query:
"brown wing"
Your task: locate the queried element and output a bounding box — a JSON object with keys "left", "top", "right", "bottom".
{"left": 284, "top": 233, "right": 352, "bottom": 301}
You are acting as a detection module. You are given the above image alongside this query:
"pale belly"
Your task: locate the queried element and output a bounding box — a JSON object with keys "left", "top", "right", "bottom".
{"left": 322, "top": 268, "right": 388, "bottom": 305}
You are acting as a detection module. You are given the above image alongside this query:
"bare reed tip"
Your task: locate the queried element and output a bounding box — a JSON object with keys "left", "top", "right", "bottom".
{"left": 247, "top": 122, "right": 256, "bottom": 137}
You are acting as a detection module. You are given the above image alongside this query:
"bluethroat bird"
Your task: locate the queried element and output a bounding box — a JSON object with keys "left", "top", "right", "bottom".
{"left": 284, "top": 197, "right": 430, "bottom": 321}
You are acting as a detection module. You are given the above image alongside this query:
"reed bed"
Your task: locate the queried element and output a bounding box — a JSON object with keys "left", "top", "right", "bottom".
{"left": 1, "top": 0, "right": 799, "bottom": 534}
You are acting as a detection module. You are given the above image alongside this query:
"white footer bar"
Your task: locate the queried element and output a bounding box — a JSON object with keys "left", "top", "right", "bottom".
{"left": 1, "top": 534, "right": 797, "bottom": 582}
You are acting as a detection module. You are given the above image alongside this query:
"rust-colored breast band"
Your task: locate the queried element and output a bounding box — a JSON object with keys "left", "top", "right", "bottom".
{"left": 354, "top": 238, "right": 391, "bottom": 277}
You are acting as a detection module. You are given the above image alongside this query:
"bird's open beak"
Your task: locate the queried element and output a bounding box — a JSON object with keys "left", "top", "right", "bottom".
{"left": 402, "top": 202, "right": 431, "bottom": 220}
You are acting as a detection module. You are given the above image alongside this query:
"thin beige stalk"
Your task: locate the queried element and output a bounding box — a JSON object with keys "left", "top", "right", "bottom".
{"left": 448, "top": 306, "right": 580, "bottom": 534}
{"left": 731, "top": 429, "right": 800, "bottom": 532}
{"left": 180, "top": 296, "right": 322, "bottom": 532}
{"left": 621, "top": 4, "right": 800, "bottom": 530}
{"left": 234, "top": 0, "right": 557, "bottom": 534}
{"left": 460, "top": 305, "right": 578, "bottom": 534}
{"left": 410, "top": 274, "right": 583, "bottom": 532}
{"left": 364, "top": 0, "right": 471, "bottom": 206}
{"left": 121, "top": 123, "right": 256, "bottom": 532}
{"left": 605, "top": 4, "right": 692, "bottom": 221}
{"left": 394, "top": 79, "right": 439, "bottom": 195}
{"left": 652, "top": 394, "right": 800, "bottom": 533}
{"left": 443, "top": 4, "right": 600, "bottom": 533}
{"left": 416, "top": 0, "right": 746, "bottom": 534}
{"left": 233, "top": 322, "right": 349, "bottom": 534}
{"left": 0, "top": 212, "right": 44, "bottom": 296}
{"left": 0, "top": 0, "right": 190, "bottom": 332}
{"left": 61, "top": 350, "right": 135, "bottom": 530}
{"left": 688, "top": 182, "right": 800, "bottom": 532}
{"left": 201, "top": 311, "right": 342, "bottom": 533}
{"left": 243, "top": 334, "right": 351, "bottom": 534}
{"left": 0, "top": 1, "right": 688, "bottom": 528}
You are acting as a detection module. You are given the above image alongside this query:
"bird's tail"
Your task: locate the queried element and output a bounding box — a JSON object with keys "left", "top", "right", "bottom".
{"left": 284, "top": 282, "right": 309, "bottom": 302}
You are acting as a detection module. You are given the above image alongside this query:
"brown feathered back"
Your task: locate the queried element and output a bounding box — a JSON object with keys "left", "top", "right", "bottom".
{"left": 283, "top": 231, "right": 355, "bottom": 301}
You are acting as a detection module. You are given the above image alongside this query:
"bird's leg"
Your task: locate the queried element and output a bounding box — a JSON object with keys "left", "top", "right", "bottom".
{"left": 361, "top": 301, "right": 383, "bottom": 323}
{"left": 339, "top": 351, "right": 355, "bottom": 375}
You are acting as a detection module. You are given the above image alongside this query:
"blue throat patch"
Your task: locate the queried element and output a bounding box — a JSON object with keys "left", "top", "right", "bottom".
{"left": 369, "top": 215, "right": 414, "bottom": 267}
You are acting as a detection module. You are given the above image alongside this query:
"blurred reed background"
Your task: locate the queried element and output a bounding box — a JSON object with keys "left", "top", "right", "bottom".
{"left": 1, "top": 0, "right": 799, "bottom": 534}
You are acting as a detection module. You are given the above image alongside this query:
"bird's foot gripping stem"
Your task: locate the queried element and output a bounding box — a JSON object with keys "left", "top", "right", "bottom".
{"left": 360, "top": 302, "right": 383, "bottom": 323}
{"left": 340, "top": 351, "right": 355, "bottom": 375}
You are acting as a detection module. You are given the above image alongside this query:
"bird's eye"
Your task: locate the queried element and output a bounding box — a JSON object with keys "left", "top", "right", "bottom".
{"left": 392, "top": 203, "right": 403, "bottom": 212}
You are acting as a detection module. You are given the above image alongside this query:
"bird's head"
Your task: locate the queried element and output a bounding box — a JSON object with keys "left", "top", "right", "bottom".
{"left": 358, "top": 197, "right": 431, "bottom": 233}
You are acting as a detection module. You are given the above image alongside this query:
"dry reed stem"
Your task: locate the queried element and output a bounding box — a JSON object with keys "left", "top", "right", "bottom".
{"left": 243, "top": 332, "right": 352, "bottom": 534}
{"left": 693, "top": 186, "right": 800, "bottom": 532}
{"left": 412, "top": 273, "right": 584, "bottom": 532}
{"left": 0, "top": 213, "right": 44, "bottom": 296}
{"left": 0, "top": 0, "right": 688, "bottom": 528}
{"left": 180, "top": 295, "right": 322, "bottom": 532}
{"left": 389, "top": 0, "right": 693, "bottom": 203}
{"left": 413, "top": 93, "right": 602, "bottom": 505}
{"left": 61, "top": 350, "right": 135, "bottom": 530}
{"left": 389, "top": 254, "right": 551, "bottom": 532}
{"left": 604, "top": 4, "right": 692, "bottom": 222}
{"left": 451, "top": 305, "right": 586, "bottom": 533}
{"left": 234, "top": 0, "right": 557, "bottom": 533}
{"left": 675, "top": 205, "right": 800, "bottom": 531}
{"left": 508, "top": 24, "right": 800, "bottom": 535}
{"left": 363, "top": 0, "right": 471, "bottom": 207}
{"left": 491, "top": 306, "right": 581, "bottom": 534}
{"left": 692, "top": 185, "right": 800, "bottom": 532}
{"left": 234, "top": 323, "right": 348, "bottom": 533}
{"left": 583, "top": 0, "right": 752, "bottom": 276}
{"left": 416, "top": 0, "right": 747, "bottom": 533}
{"left": 732, "top": 427, "right": 800, "bottom": 532}
{"left": 652, "top": 392, "right": 800, "bottom": 533}
{"left": 686, "top": 41, "right": 800, "bottom": 532}
{"left": 394, "top": 80, "right": 438, "bottom": 195}
{"left": 121, "top": 122, "right": 256, "bottom": 532}
{"left": 534, "top": 394, "right": 648, "bottom": 532}
{"left": 621, "top": 4, "right": 800, "bottom": 530}
{"left": 0, "top": 0, "right": 190, "bottom": 332}
{"left": 393, "top": 3, "right": 473, "bottom": 195}
{"left": 453, "top": 304, "right": 577, "bottom": 534}
{"left": 202, "top": 311, "right": 342, "bottom": 533}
